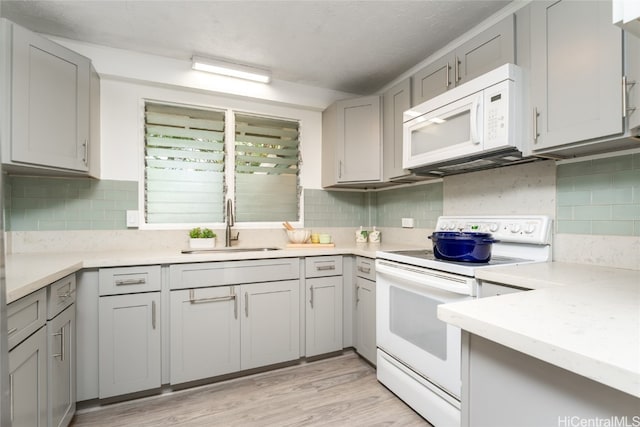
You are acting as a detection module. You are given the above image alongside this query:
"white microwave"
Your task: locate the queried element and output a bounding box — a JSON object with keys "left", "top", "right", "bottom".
{"left": 403, "top": 64, "right": 529, "bottom": 176}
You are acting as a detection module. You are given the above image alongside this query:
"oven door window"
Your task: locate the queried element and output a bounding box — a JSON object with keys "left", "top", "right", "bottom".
{"left": 390, "top": 286, "right": 447, "bottom": 360}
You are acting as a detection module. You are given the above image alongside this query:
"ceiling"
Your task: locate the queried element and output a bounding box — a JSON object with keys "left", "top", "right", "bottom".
{"left": 1, "top": 0, "right": 512, "bottom": 95}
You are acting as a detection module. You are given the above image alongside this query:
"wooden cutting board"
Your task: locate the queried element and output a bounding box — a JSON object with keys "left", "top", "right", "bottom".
{"left": 286, "top": 243, "right": 335, "bottom": 248}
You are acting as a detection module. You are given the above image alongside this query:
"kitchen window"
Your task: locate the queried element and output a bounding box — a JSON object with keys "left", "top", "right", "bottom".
{"left": 144, "top": 101, "right": 301, "bottom": 227}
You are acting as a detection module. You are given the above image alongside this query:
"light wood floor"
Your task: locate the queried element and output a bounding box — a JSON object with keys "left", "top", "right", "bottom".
{"left": 71, "top": 352, "right": 431, "bottom": 426}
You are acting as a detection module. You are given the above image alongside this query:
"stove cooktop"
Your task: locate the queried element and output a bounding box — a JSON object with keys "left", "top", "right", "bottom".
{"left": 388, "top": 249, "right": 531, "bottom": 266}
{"left": 376, "top": 249, "right": 542, "bottom": 277}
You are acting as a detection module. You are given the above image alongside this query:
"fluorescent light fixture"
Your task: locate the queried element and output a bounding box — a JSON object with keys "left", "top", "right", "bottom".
{"left": 428, "top": 117, "right": 446, "bottom": 124}
{"left": 192, "top": 56, "right": 271, "bottom": 83}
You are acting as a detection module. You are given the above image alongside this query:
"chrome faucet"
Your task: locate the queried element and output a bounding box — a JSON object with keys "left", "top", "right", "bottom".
{"left": 225, "top": 199, "right": 236, "bottom": 247}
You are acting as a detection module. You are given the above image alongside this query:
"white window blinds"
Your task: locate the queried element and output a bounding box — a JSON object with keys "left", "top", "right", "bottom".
{"left": 144, "top": 103, "right": 225, "bottom": 224}
{"left": 234, "top": 113, "right": 300, "bottom": 222}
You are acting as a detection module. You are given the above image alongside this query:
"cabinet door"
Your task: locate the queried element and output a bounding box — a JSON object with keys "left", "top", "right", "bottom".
{"left": 240, "top": 280, "right": 300, "bottom": 370}
{"left": 305, "top": 276, "right": 343, "bottom": 357}
{"left": 627, "top": 33, "right": 640, "bottom": 131}
{"left": 336, "top": 96, "right": 381, "bottom": 183}
{"left": 383, "top": 78, "right": 412, "bottom": 180}
{"left": 355, "top": 277, "right": 376, "bottom": 365}
{"left": 98, "top": 293, "right": 161, "bottom": 398}
{"left": 411, "top": 53, "right": 455, "bottom": 106}
{"left": 456, "top": 14, "right": 515, "bottom": 85}
{"left": 530, "top": 0, "right": 623, "bottom": 150}
{"left": 47, "top": 305, "right": 75, "bottom": 427}
{"left": 170, "top": 287, "right": 240, "bottom": 385}
{"left": 9, "top": 326, "right": 47, "bottom": 427}
{"left": 11, "top": 23, "right": 90, "bottom": 171}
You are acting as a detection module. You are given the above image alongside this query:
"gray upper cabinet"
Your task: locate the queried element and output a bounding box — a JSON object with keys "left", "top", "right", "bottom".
{"left": 322, "top": 95, "right": 382, "bottom": 187}
{"left": 1, "top": 19, "right": 99, "bottom": 176}
{"left": 382, "top": 78, "right": 412, "bottom": 181}
{"left": 412, "top": 15, "right": 515, "bottom": 106}
{"left": 529, "top": 1, "right": 624, "bottom": 152}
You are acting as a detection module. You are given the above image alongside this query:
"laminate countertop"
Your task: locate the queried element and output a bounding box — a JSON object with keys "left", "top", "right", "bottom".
{"left": 5, "top": 242, "right": 412, "bottom": 304}
{"left": 438, "top": 262, "right": 640, "bottom": 398}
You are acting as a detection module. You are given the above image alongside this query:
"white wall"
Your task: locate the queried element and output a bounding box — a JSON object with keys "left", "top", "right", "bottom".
{"left": 51, "top": 37, "right": 356, "bottom": 189}
{"left": 99, "top": 78, "right": 324, "bottom": 190}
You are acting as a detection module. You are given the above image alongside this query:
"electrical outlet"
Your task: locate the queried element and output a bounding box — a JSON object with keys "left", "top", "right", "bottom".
{"left": 401, "top": 218, "right": 415, "bottom": 228}
{"left": 126, "top": 210, "right": 139, "bottom": 228}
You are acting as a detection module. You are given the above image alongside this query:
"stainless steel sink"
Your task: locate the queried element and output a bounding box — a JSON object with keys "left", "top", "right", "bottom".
{"left": 181, "top": 247, "right": 281, "bottom": 254}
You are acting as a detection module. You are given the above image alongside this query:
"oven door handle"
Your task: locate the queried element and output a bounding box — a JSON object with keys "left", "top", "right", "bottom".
{"left": 376, "top": 261, "right": 474, "bottom": 296}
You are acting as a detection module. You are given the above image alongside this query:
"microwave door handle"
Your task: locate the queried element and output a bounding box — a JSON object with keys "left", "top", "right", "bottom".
{"left": 470, "top": 97, "right": 481, "bottom": 145}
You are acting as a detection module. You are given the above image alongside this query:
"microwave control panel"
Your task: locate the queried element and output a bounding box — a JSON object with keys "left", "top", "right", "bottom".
{"left": 484, "top": 79, "right": 511, "bottom": 148}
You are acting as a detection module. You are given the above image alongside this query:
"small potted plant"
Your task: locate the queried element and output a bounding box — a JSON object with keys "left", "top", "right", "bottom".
{"left": 189, "top": 227, "right": 217, "bottom": 249}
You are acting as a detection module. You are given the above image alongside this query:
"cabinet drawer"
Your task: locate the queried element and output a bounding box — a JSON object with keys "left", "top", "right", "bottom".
{"left": 170, "top": 258, "right": 300, "bottom": 290}
{"left": 305, "top": 256, "right": 343, "bottom": 278}
{"left": 8, "top": 288, "right": 47, "bottom": 350}
{"left": 47, "top": 274, "right": 76, "bottom": 319}
{"left": 99, "top": 265, "right": 161, "bottom": 296}
{"left": 355, "top": 256, "right": 376, "bottom": 281}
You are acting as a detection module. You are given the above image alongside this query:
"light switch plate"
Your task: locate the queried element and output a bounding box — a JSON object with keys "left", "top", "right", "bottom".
{"left": 126, "top": 210, "right": 139, "bottom": 228}
{"left": 401, "top": 218, "right": 415, "bottom": 228}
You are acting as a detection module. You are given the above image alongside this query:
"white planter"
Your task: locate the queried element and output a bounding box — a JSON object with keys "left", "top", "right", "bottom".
{"left": 189, "top": 238, "right": 216, "bottom": 249}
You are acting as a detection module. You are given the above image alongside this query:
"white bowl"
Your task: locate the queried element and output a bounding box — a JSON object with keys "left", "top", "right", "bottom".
{"left": 287, "top": 229, "right": 311, "bottom": 244}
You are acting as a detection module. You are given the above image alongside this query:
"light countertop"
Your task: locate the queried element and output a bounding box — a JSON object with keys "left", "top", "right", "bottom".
{"left": 5, "top": 242, "right": 412, "bottom": 303}
{"left": 439, "top": 262, "right": 640, "bottom": 398}
{"left": 8, "top": 245, "right": 640, "bottom": 398}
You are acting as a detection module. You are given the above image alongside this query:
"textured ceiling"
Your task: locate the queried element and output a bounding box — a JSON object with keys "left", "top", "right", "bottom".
{"left": 1, "top": 0, "right": 512, "bottom": 94}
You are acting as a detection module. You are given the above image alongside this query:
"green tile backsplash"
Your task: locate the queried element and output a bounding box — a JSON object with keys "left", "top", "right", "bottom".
{"left": 5, "top": 176, "right": 138, "bottom": 231}
{"left": 5, "top": 152, "right": 637, "bottom": 236}
{"left": 556, "top": 153, "right": 640, "bottom": 236}
{"left": 304, "top": 182, "right": 444, "bottom": 229}
{"left": 304, "top": 189, "right": 369, "bottom": 227}
{"left": 376, "top": 183, "right": 443, "bottom": 228}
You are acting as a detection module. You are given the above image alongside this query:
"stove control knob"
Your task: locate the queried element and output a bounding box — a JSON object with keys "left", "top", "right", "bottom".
{"left": 525, "top": 224, "right": 536, "bottom": 234}
{"left": 510, "top": 223, "right": 522, "bottom": 233}
{"left": 489, "top": 223, "right": 499, "bottom": 232}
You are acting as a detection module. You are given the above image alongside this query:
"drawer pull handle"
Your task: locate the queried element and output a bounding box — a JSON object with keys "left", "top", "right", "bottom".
{"left": 357, "top": 266, "right": 371, "bottom": 274}
{"left": 8, "top": 327, "right": 17, "bottom": 335}
{"left": 115, "top": 278, "right": 146, "bottom": 286}
{"left": 51, "top": 329, "right": 65, "bottom": 361}
{"left": 356, "top": 285, "right": 360, "bottom": 305}
{"left": 57, "top": 289, "right": 76, "bottom": 299}
{"left": 188, "top": 288, "right": 237, "bottom": 305}
{"left": 316, "top": 265, "right": 335, "bottom": 271}
{"left": 10, "top": 374, "right": 13, "bottom": 422}
{"left": 309, "top": 285, "right": 314, "bottom": 308}
{"left": 152, "top": 301, "right": 157, "bottom": 330}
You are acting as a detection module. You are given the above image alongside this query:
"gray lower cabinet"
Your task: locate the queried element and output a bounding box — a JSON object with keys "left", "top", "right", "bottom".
{"left": 169, "top": 259, "right": 300, "bottom": 385}
{"left": 98, "top": 265, "right": 162, "bottom": 398}
{"left": 170, "top": 286, "right": 241, "bottom": 384}
{"left": 305, "top": 274, "right": 343, "bottom": 358}
{"left": 529, "top": 0, "right": 625, "bottom": 152}
{"left": 304, "top": 256, "right": 344, "bottom": 358}
{"left": 241, "top": 280, "right": 300, "bottom": 369}
{"left": 47, "top": 305, "right": 75, "bottom": 427}
{"left": 9, "top": 326, "right": 48, "bottom": 427}
{"left": 98, "top": 292, "right": 161, "bottom": 398}
{"left": 7, "top": 288, "right": 48, "bottom": 427}
{"left": 46, "top": 274, "right": 76, "bottom": 427}
{"left": 354, "top": 257, "right": 376, "bottom": 365}
{"left": 462, "top": 332, "right": 639, "bottom": 427}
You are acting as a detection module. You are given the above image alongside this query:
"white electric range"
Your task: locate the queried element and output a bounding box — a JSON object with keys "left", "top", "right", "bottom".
{"left": 375, "top": 215, "right": 552, "bottom": 427}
